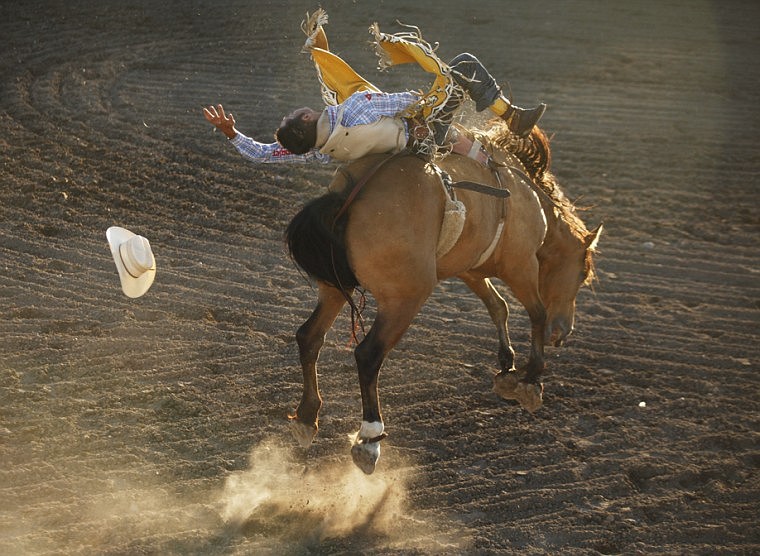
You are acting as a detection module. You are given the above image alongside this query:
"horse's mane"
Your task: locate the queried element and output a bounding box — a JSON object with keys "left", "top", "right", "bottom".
{"left": 485, "top": 121, "right": 552, "bottom": 182}
{"left": 482, "top": 120, "right": 598, "bottom": 284}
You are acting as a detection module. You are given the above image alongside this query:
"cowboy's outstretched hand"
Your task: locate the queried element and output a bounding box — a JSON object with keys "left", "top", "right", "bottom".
{"left": 203, "top": 104, "right": 237, "bottom": 139}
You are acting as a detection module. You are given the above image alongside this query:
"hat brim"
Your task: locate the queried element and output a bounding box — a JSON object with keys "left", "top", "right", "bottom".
{"left": 106, "top": 226, "right": 156, "bottom": 298}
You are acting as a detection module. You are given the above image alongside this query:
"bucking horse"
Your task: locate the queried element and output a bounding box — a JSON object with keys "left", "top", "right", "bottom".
{"left": 286, "top": 123, "right": 602, "bottom": 473}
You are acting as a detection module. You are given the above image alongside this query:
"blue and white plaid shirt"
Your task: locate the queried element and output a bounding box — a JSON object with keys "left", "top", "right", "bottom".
{"left": 231, "top": 90, "right": 420, "bottom": 164}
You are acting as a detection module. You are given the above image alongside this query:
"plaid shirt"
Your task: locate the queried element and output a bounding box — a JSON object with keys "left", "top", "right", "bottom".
{"left": 231, "top": 90, "right": 419, "bottom": 164}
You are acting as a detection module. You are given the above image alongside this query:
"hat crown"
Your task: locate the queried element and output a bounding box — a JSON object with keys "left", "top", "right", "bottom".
{"left": 106, "top": 226, "right": 156, "bottom": 298}
{"left": 120, "top": 236, "right": 155, "bottom": 277}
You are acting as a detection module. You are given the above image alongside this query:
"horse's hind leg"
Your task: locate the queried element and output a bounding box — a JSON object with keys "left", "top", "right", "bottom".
{"left": 351, "top": 294, "right": 429, "bottom": 474}
{"left": 290, "top": 281, "right": 348, "bottom": 448}
{"left": 459, "top": 274, "right": 516, "bottom": 373}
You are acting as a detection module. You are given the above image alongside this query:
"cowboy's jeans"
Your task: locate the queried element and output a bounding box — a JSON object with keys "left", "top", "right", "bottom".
{"left": 432, "top": 53, "right": 502, "bottom": 143}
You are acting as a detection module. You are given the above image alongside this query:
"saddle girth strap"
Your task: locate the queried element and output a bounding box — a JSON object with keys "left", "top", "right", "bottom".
{"left": 449, "top": 180, "right": 510, "bottom": 198}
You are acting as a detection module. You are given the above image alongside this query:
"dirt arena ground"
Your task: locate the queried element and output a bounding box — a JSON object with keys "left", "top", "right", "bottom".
{"left": 1, "top": 1, "right": 758, "bottom": 554}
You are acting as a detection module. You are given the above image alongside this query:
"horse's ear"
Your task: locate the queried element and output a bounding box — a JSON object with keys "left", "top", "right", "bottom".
{"left": 585, "top": 223, "right": 603, "bottom": 251}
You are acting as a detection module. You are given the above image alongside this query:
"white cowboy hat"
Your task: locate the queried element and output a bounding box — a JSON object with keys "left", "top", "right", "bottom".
{"left": 106, "top": 226, "right": 156, "bottom": 298}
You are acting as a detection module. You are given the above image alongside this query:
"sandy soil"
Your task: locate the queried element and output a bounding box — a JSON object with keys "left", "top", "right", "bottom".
{"left": 1, "top": 1, "right": 758, "bottom": 554}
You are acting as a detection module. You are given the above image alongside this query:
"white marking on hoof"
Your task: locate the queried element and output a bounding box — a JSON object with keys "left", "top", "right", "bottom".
{"left": 351, "top": 441, "right": 381, "bottom": 475}
{"left": 359, "top": 420, "right": 384, "bottom": 440}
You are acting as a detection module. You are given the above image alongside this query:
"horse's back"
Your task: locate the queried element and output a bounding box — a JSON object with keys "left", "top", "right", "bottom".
{"left": 331, "top": 149, "right": 547, "bottom": 294}
{"left": 339, "top": 154, "right": 444, "bottom": 297}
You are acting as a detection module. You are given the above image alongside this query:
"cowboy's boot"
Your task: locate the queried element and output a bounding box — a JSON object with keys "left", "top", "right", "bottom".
{"left": 500, "top": 101, "right": 546, "bottom": 138}
{"left": 447, "top": 54, "right": 548, "bottom": 139}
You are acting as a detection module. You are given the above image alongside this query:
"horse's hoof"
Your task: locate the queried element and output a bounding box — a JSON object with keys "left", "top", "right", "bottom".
{"left": 514, "top": 381, "right": 544, "bottom": 413}
{"left": 351, "top": 441, "right": 381, "bottom": 475}
{"left": 493, "top": 371, "right": 521, "bottom": 399}
{"left": 493, "top": 372, "right": 543, "bottom": 413}
{"left": 289, "top": 417, "right": 318, "bottom": 448}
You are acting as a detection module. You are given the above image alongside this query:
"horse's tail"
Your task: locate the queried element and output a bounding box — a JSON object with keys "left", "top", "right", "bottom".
{"left": 285, "top": 192, "right": 359, "bottom": 291}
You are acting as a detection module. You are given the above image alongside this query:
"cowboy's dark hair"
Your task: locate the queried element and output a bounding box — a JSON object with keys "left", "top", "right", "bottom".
{"left": 275, "top": 108, "right": 318, "bottom": 154}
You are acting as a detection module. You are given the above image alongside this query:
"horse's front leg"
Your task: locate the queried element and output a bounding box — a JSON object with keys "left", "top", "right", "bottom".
{"left": 493, "top": 259, "right": 546, "bottom": 413}
{"left": 290, "top": 282, "right": 348, "bottom": 447}
{"left": 493, "top": 301, "right": 546, "bottom": 413}
{"left": 351, "top": 297, "right": 426, "bottom": 474}
{"left": 460, "top": 274, "right": 516, "bottom": 373}
{"left": 523, "top": 301, "right": 548, "bottom": 384}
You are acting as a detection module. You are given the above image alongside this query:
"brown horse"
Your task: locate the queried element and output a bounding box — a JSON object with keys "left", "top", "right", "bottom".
{"left": 286, "top": 122, "right": 601, "bottom": 474}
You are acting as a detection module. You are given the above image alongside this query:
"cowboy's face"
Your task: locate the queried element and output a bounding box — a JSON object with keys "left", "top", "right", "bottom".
{"left": 275, "top": 107, "right": 320, "bottom": 153}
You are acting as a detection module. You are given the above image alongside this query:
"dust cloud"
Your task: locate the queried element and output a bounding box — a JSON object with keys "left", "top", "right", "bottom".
{"left": 218, "top": 437, "right": 470, "bottom": 552}
{"left": 9, "top": 437, "right": 468, "bottom": 554}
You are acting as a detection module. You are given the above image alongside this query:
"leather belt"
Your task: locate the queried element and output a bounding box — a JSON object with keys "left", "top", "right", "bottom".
{"left": 404, "top": 117, "right": 430, "bottom": 148}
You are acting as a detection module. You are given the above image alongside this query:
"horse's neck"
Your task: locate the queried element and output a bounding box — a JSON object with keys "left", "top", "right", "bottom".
{"left": 479, "top": 130, "right": 585, "bottom": 253}
{"left": 535, "top": 183, "right": 585, "bottom": 259}
{"left": 491, "top": 144, "right": 556, "bottom": 220}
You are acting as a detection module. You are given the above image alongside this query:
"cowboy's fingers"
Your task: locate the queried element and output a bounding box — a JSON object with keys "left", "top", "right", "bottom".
{"left": 217, "top": 104, "right": 234, "bottom": 124}
{"left": 210, "top": 104, "right": 235, "bottom": 127}
{"left": 203, "top": 105, "right": 221, "bottom": 121}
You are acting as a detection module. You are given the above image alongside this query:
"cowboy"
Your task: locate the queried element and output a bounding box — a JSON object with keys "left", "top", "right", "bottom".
{"left": 204, "top": 15, "right": 545, "bottom": 164}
